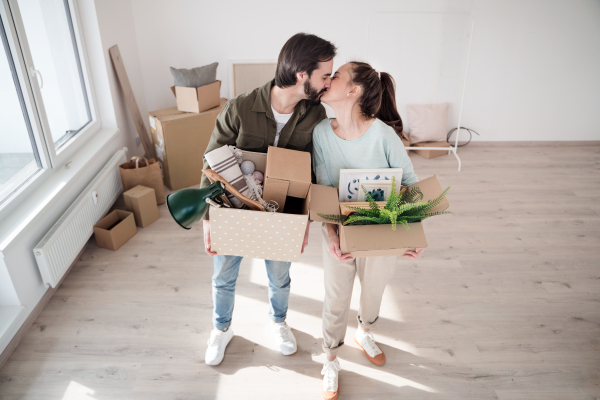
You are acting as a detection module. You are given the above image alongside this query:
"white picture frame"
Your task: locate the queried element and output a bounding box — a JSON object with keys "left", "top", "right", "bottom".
{"left": 357, "top": 181, "right": 392, "bottom": 202}
{"left": 338, "top": 168, "right": 403, "bottom": 202}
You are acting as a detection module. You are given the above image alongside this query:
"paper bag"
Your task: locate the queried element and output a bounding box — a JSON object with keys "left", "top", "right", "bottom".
{"left": 119, "top": 157, "right": 165, "bottom": 205}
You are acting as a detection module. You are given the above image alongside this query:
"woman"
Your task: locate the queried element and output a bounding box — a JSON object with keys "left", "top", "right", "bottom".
{"left": 312, "top": 61, "right": 424, "bottom": 400}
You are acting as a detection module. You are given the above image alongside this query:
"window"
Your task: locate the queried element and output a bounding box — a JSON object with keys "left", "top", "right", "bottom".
{"left": 0, "top": 0, "right": 99, "bottom": 208}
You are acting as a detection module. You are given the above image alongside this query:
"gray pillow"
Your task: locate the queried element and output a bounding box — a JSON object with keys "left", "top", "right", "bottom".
{"left": 170, "top": 62, "right": 218, "bottom": 88}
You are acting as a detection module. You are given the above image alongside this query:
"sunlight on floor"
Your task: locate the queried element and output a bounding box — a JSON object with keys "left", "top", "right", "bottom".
{"left": 61, "top": 381, "right": 96, "bottom": 400}
{"left": 334, "top": 358, "right": 438, "bottom": 393}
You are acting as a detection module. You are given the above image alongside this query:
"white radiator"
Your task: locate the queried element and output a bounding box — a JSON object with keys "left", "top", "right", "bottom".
{"left": 33, "top": 148, "right": 128, "bottom": 288}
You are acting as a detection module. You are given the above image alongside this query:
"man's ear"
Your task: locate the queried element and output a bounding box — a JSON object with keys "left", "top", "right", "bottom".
{"left": 296, "top": 71, "right": 306, "bottom": 83}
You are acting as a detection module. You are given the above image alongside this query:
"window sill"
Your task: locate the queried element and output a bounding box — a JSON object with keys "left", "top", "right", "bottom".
{"left": 0, "top": 127, "right": 121, "bottom": 254}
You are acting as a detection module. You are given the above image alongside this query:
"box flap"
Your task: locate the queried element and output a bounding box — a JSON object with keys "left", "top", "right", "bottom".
{"left": 175, "top": 86, "right": 201, "bottom": 112}
{"left": 408, "top": 175, "right": 449, "bottom": 213}
{"left": 263, "top": 177, "right": 289, "bottom": 212}
{"left": 309, "top": 184, "right": 341, "bottom": 223}
{"left": 341, "top": 223, "right": 428, "bottom": 253}
{"left": 265, "top": 146, "right": 311, "bottom": 186}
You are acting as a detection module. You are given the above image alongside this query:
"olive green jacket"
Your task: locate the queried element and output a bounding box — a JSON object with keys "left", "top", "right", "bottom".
{"left": 200, "top": 79, "right": 326, "bottom": 218}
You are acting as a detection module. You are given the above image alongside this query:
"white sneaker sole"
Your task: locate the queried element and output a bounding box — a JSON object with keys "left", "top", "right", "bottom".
{"left": 280, "top": 345, "right": 297, "bottom": 356}
{"left": 205, "top": 330, "right": 234, "bottom": 366}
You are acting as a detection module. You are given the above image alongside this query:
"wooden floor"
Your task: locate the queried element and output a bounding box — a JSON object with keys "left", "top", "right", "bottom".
{"left": 1, "top": 145, "right": 599, "bottom": 400}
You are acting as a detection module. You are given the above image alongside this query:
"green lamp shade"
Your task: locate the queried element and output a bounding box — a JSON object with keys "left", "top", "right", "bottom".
{"left": 166, "top": 181, "right": 225, "bottom": 229}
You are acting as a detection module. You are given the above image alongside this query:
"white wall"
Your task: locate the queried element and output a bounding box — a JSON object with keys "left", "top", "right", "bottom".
{"left": 129, "top": 0, "right": 600, "bottom": 142}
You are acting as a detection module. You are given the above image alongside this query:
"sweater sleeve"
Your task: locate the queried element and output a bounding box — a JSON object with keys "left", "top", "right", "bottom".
{"left": 312, "top": 124, "right": 334, "bottom": 187}
{"left": 386, "top": 132, "right": 419, "bottom": 186}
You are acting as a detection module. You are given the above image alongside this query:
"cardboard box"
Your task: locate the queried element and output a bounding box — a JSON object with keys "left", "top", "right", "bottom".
{"left": 210, "top": 146, "right": 449, "bottom": 260}
{"left": 209, "top": 148, "right": 311, "bottom": 262}
{"left": 170, "top": 80, "right": 221, "bottom": 113}
{"left": 309, "top": 176, "right": 449, "bottom": 257}
{"left": 93, "top": 210, "right": 137, "bottom": 251}
{"left": 123, "top": 185, "right": 159, "bottom": 228}
{"left": 263, "top": 146, "right": 311, "bottom": 212}
{"left": 149, "top": 98, "right": 226, "bottom": 190}
{"left": 412, "top": 141, "right": 452, "bottom": 159}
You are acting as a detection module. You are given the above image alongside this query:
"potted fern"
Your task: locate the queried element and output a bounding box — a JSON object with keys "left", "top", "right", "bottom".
{"left": 317, "top": 177, "right": 450, "bottom": 231}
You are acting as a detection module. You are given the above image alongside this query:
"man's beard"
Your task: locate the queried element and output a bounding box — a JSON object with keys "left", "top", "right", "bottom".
{"left": 304, "top": 79, "right": 327, "bottom": 106}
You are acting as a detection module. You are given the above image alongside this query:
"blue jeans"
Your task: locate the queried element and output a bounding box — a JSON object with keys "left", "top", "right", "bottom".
{"left": 212, "top": 255, "right": 291, "bottom": 330}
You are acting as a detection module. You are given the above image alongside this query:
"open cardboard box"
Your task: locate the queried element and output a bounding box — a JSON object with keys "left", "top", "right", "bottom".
{"left": 93, "top": 210, "right": 137, "bottom": 251}
{"left": 209, "top": 147, "right": 311, "bottom": 262}
{"left": 170, "top": 80, "right": 221, "bottom": 113}
{"left": 309, "top": 176, "right": 450, "bottom": 257}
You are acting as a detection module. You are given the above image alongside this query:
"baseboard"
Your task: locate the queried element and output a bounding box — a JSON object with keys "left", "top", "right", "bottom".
{"left": 0, "top": 245, "right": 86, "bottom": 371}
{"left": 464, "top": 140, "right": 600, "bottom": 147}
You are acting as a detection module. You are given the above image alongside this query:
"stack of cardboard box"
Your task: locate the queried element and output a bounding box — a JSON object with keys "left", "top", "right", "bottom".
{"left": 149, "top": 83, "right": 226, "bottom": 191}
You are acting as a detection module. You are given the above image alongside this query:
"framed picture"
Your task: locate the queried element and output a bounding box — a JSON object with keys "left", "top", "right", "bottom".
{"left": 357, "top": 181, "right": 392, "bottom": 202}
{"left": 338, "top": 168, "right": 403, "bottom": 202}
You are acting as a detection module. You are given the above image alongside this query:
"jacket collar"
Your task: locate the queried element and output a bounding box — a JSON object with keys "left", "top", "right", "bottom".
{"left": 252, "top": 80, "right": 307, "bottom": 118}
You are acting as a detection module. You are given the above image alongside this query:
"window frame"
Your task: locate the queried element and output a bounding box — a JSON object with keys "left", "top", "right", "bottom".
{"left": 0, "top": 0, "right": 102, "bottom": 216}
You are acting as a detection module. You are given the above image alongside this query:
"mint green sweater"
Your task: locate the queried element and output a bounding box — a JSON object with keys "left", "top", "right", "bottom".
{"left": 312, "top": 118, "right": 418, "bottom": 188}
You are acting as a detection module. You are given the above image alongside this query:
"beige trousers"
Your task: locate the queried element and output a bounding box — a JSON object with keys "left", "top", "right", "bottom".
{"left": 321, "top": 223, "right": 397, "bottom": 357}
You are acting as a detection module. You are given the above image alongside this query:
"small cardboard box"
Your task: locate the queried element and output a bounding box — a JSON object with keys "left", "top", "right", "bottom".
{"left": 93, "top": 210, "right": 137, "bottom": 251}
{"left": 263, "top": 146, "right": 311, "bottom": 212}
{"left": 170, "top": 80, "right": 221, "bottom": 113}
{"left": 209, "top": 148, "right": 311, "bottom": 262}
{"left": 149, "top": 98, "right": 227, "bottom": 190}
{"left": 412, "top": 141, "right": 452, "bottom": 159}
{"left": 309, "top": 176, "right": 449, "bottom": 257}
{"left": 123, "top": 185, "right": 159, "bottom": 228}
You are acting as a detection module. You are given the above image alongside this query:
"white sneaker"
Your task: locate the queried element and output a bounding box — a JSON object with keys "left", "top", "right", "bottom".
{"left": 271, "top": 321, "right": 297, "bottom": 355}
{"left": 321, "top": 358, "right": 341, "bottom": 400}
{"left": 354, "top": 328, "right": 386, "bottom": 366}
{"left": 205, "top": 328, "right": 234, "bottom": 365}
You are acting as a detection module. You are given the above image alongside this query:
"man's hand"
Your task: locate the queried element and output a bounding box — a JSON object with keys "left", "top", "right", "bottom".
{"left": 203, "top": 220, "right": 217, "bottom": 257}
{"left": 301, "top": 221, "right": 311, "bottom": 253}
{"left": 326, "top": 223, "right": 354, "bottom": 262}
{"left": 402, "top": 248, "right": 424, "bottom": 259}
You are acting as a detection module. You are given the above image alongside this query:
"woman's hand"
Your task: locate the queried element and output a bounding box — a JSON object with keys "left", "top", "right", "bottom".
{"left": 326, "top": 223, "right": 354, "bottom": 262}
{"left": 402, "top": 248, "right": 424, "bottom": 259}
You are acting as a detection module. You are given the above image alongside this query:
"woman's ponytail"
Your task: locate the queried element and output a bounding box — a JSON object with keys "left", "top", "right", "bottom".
{"left": 349, "top": 62, "right": 403, "bottom": 136}
{"left": 376, "top": 72, "right": 403, "bottom": 135}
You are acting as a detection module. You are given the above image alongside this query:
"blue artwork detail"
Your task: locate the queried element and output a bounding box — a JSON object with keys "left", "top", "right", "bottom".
{"left": 347, "top": 179, "right": 360, "bottom": 199}
{"left": 368, "top": 188, "right": 386, "bottom": 201}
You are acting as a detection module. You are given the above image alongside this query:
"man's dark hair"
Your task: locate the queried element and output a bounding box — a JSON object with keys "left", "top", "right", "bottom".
{"left": 274, "top": 33, "right": 337, "bottom": 88}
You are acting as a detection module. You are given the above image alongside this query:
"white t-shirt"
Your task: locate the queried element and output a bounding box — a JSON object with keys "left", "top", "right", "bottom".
{"left": 271, "top": 105, "right": 293, "bottom": 147}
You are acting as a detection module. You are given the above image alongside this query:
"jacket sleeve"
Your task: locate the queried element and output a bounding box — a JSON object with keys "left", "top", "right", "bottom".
{"left": 200, "top": 101, "right": 239, "bottom": 220}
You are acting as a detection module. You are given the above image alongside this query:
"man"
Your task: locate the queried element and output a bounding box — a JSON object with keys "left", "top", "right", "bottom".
{"left": 200, "top": 33, "right": 336, "bottom": 366}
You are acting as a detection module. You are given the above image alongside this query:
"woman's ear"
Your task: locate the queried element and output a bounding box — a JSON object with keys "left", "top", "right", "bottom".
{"left": 349, "top": 86, "right": 361, "bottom": 98}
